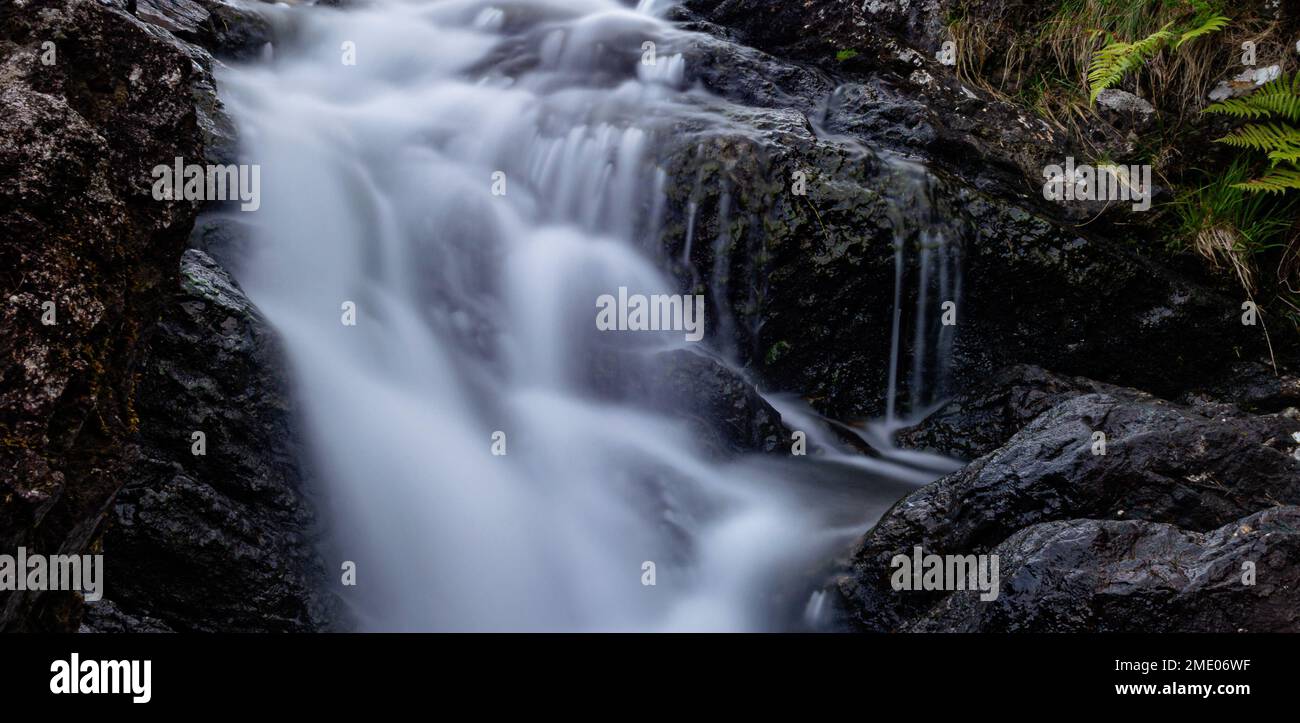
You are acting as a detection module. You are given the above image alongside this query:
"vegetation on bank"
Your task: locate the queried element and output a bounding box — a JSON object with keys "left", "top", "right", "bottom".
{"left": 947, "top": 0, "right": 1300, "bottom": 340}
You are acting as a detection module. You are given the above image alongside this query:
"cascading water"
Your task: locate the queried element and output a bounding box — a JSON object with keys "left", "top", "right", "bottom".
{"left": 217, "top": 0, "right": 958, "bottom": 631}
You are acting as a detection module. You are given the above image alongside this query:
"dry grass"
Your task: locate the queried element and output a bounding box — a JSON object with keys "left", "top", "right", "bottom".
{"left": 949, "top": 1, "right": 1292, "bottom": 135}
{"left": 949, "top": 0, "right": 1300, "bottom": 340}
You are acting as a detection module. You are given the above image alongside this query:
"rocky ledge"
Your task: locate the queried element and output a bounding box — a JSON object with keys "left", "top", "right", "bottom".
{"left": 833, "top": 365, "right": 1300, "bottom": 632}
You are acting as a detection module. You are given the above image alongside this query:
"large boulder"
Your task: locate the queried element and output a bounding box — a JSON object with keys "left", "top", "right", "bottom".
{"left": 0, "top": 0, "right": 208, "bottom": 631}
{"left": 82, "top": 249, "right": 341, "bottom": 632}
{"left": 899, "top": 362, "right": 1300, "bottom": 460}
{"left": 911, "top": 507, "right": 1300, "bottom": 633}
{"left": 895, "top": 364, "right": 1152, "bottom": 459}
{"left": 651, "top": 106, "right": 1281, "bottom": 421}
{"left": 835, "top": 391, "right": 1300, "bottom": 631}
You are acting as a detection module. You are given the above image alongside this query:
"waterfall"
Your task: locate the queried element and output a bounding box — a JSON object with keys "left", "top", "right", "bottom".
{"left": 217, "top": 0, "right": 955, "bottom": 631}
{"left": 881, "top": 159, "right": 964, "bottom": 426}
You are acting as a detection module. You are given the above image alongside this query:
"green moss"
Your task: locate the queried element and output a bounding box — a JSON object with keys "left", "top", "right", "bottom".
{"left": 766, "top": 340, "right": 791, "bottom": 365}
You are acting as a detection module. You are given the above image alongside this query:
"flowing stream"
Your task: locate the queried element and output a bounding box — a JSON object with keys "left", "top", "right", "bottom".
{"left": 219, "top": 0, "right": 959, "bottom": 631}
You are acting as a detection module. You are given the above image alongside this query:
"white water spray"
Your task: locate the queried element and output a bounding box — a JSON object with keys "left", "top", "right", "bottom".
{"left": 219, "top": 0, "right": 953, "bottom": 631}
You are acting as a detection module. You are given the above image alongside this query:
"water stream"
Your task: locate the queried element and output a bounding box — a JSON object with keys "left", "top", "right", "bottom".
{"left": 219, "top": 0, "right": 959, "bottom": 631}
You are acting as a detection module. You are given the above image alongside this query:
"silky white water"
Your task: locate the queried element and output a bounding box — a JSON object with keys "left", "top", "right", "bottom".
{"left": 219, "top": 0, "right": 954, "bottom": 631}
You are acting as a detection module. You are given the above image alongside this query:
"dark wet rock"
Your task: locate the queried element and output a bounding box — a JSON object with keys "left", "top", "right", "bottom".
{"left": 1, "top": 0, "right": 326, "bottom": 633}
{"left": 188, "top": 212, "right": 256, "bottom": 276}
{"left": 896, "top": 364, "right": 1152, "bottom": 460}
{"left": 655, "top": 88, "right": 1283, "bottom": 421}
{"left": 677, "top": 29, "right": 836, "bottom": 117}
{"left": 84, "top": 249, "right": 341, "bottom": 632}
{"left": 130, "top": 1, "right": 252, "bottom": 164}
{"left": 948, "top": 194, "right": 1290, "bottom": 403}
{"left": 910, "top": 507, "right": 1300, "bottom": 633}
{"left": 651, "top": 7, "right": 1295, "bottom": 424}
{"left": 679, "top": 0, "right": 953, "bottom": 69}
{"left": 594, "top": 347, "right": 788, "bottom": 456}
{"left": 0, "top": 0, "right": 208, "bottom": 631}
{"left": 1182, "top": 361, "right": 1300, "bottom": 414}
{"left": 647, "top": 350, "right": 787, "bottom": 455}
{"left": 896, "top": 362, "right": 1300, "bottom": 461}
{"left": 136, "top": 0, "right": 273, "bottom": 60}
{"left": 835, "top": 393, "right": 1300, "bottom": 632}
{"left": 79, "top": 598, "right": 173, "bottom": 633}
{"left": 677, "top": 0, "right": 1069, "bottom": 197}
{"left": 654, "top": 102, "right": 905, "bottom": 421}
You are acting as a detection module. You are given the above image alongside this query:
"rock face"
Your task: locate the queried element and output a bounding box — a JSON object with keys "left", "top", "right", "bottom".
{"left": 896, "top": 364, "right": 1153, "bottom": 460}
{"left": 136, "top": 0, "right": 273, "bottom": 61}
{"left": 676, "top": 0, "right": 1066, "bottom": 192}
{"left": 663, "top": 0, "right": 1293, "bottom": 423}
{"left": 900, "top": 362, "right": 1300, "bottom": 461}
{"left": 2, "top": 0, "right": 333, "bottom": 632}
{"left": 835, "top": 378, "right": 1300, "bottom": 632}
{"left": 697, "top": 3, "right": 1300, "bottom": 634}
{"left": 82, "top": 249, "right": 340, "bottom": 632}
{"left": 0, "top": 0, "right": 208, "bottom": 631}
{"left": 908, "top": 507, "right": 1300, "bottom": 633}
{"left": 596, "top": 348, "right": 788, "bottom": 456}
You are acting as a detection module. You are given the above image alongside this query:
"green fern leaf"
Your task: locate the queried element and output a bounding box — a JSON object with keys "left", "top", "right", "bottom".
{"left": 1267, "top": 147, "right": 1300, "bottom": 166}
{"left": 1088, "top": 24, "right": 1176, "bottom": 104}
{"left": 1174, "top": 15, "right": 1230, "bottom": 49}
{"left": 1203, "top": 97, "right": 1272, "bottom": 119}
{"left": 1234, "top": 168, "right": 1300, "bottom": 193}
{"left": 1214, "top": 123, "right": 1300, "bottom": 153}
{"left": 1238, "top": 74, "right": 1300, "bottom": 122}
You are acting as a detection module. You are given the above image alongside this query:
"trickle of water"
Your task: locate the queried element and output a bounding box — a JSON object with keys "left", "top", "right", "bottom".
{"left": 219, "top": 0, "right": 957, "bottom": 631}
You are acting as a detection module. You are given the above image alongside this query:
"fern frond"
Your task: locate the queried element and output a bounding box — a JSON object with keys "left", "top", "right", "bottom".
{"left": 1214, "top": 123, "right": 1300, "bottom": 153}
{"left": 1234, "top": 169, "right": 1300, "bottom": 194}
{"left": 1237, "top": 74, "right": 1300, "bottom": 122}
{"left": 1204, "top": 97, "right": 1272, "bottom": 119}
{"left": 1267, "top": 147, "right": 1300, "bottom": 166}
{"left": 1173, "top": 15, "right": 1230, "bottom": 49}
{"left": 1087, "top": 24, "right": 1176, "bottom": 104}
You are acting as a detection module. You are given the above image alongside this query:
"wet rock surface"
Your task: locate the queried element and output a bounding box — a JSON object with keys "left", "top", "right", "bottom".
{"left": 136, "top": 0, "right": 274, "bottom": 61}
{"left": 654, "top": 350, "right": 787, "bottom": 455}
{"left": 910, "top": 506, "right": 1300, "bottom": 633}
{"left": 82, "top": 249, "right": 341, "bottom": 632}
{"left": 659, "top": 4, "right": 1291, "bottom": 422}
{"left": 896, "top": 364, "right": 1153, "bottom": 460}
{"left": 836, "top": 388, "right": 1300, "bottom": 632}
{"left": 1, "top": 0, "right": 333, "bottom": 632}
{"left": 676, "top": 0, "right": 1068, "bottom": 194}
{"left": 0, "top": 0, "right": 208, "bottom": 631}
{"left": 656, "top": 129, "right": 1275, "bottom": 423}
{"left": 600, "top": 348, "right": 788, "bottom": 456}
